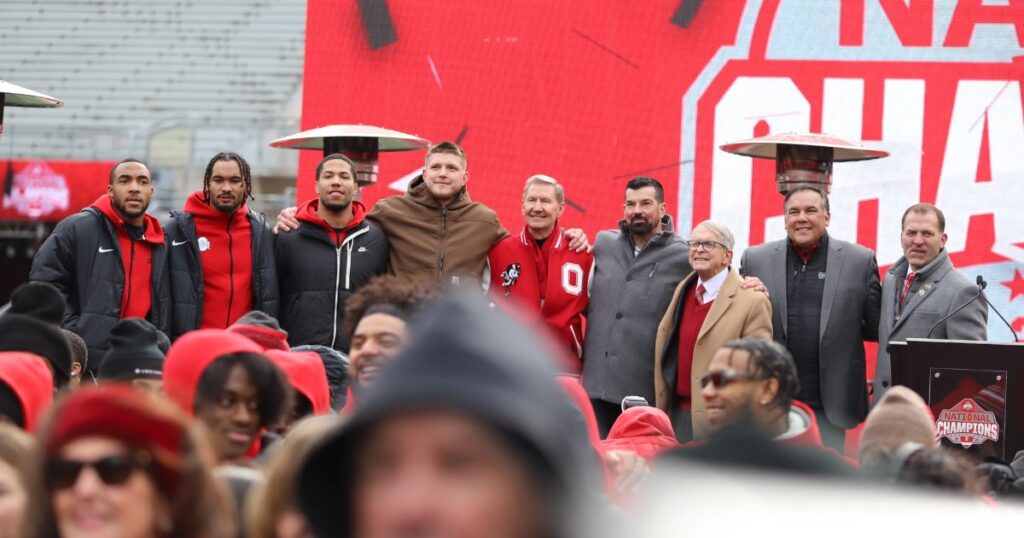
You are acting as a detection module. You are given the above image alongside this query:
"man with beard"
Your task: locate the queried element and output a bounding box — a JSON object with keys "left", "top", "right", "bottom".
{"left": 164, "top": 152, "right": 278, "bottom": 339}
{"left": 31, "top": 159, "right": 172, "bottom": 373}
{"left": 274, "top": 154, "right": 388, "bottom": 351}
{"left": 487, "top": 174, "right": 593, "bottom": 372}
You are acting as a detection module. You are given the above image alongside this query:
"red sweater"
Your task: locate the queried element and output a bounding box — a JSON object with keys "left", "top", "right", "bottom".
{"left": 184, "top": 191, "right": 253, "bottom": 328}
{"left": 91, "top": 195, "right": 164, "bottom": 319}
{"left": 676, "top": 286, "right": 713, "bottom": 403}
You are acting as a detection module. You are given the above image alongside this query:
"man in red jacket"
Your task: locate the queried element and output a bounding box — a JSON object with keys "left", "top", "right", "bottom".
{"left": 487, "top": 175, "right": 593, "bottom": 372}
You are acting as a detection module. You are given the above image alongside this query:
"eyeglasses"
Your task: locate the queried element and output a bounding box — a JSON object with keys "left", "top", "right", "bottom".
{"left": 699, "top": 369, "right": 762, "bottom": 389}
{"left": 45, "top": 452, "right": 151, "bottom": 490}
{"left": 684, "top": 239, "right": 727, "bottom": 251}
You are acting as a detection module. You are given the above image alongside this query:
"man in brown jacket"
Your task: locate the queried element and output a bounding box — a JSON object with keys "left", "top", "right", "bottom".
{"left": 277, "top": 141, "right": 588, "bottom": 287}
{"left": 653, "top": 220, "right": 772, "bottom": 442}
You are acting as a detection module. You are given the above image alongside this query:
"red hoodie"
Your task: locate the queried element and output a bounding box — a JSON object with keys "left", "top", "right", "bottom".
{"left": 601, "top": 406, "right": 680, "bottom": 460}
{"left": 162, "top": 329, "right": 264, "bottom": 417}
{"left": 295, "top": 198, "right": 367, "bottom": 246}
{"left": 0, "top": 352, "right": 55, "bottom": 432}
{"left": 91, "top": 195, "right": 164, "bottom": 319}
{"left": 265, "top": 350, "right": 330, "bottom": 416}
{"left": 184, "top": 191, "right": 253, "bottom": 329}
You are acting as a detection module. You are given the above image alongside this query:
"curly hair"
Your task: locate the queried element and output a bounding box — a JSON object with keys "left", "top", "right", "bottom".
{"left": 718, "top": 338, "right": 800, "bottom": 414}
{"left": 342, "top": 275, "right": 437, "bottom": 342}
{"left": 202, "top": 152, "right": 254, "bottom": 204}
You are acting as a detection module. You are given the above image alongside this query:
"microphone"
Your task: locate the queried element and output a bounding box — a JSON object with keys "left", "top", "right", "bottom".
{"left": 926, "top": 278, "right": 985, "bottom": 338}
{"left": 977, "top": 275, "right": 1021, "bottom": 343}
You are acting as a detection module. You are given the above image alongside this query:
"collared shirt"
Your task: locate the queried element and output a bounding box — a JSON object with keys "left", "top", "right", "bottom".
{"left": 790, "top": 239, "right": 821, "bottom": 265}
{"left": 695, "top": 267, "right": 729, "bottom": 305}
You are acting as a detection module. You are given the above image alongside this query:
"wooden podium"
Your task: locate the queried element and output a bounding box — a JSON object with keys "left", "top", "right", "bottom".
{"left": 890, "top": 338, "right": 1024, "bottom": 462}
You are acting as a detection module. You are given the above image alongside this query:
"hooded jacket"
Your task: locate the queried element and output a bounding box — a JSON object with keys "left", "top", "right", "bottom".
{"left": 0, "top": 351, "right": 55, "bottom": 432}
{"left": 30, "top": 195, "right": 172, "bottom": 371}
{"left": 601, "top": 406, "right": 679, "bottom": 459}
{"left": 265, "top": 349, "right": 331, "bottom": 416}
{"left": 367, "top": 175, "right": 507, "bottom": 286}
{"left": 297, "top": 293, "right": 600, "bottom": 538}
{"left": 274, "top": 199, "right": 388, "bottom": 351}
{"left": 163, "top": 191, "right": 278, "bottom": 339}
{"left": 162, "top": 329, "right": 264, "bottom": 417}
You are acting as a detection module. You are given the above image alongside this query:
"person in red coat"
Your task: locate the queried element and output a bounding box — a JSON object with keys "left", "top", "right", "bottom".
{"left": 601, "top": 406, "right": 680, "bottom": 460}
{"left": 488, "top": 175, "right": 593, "bottom": 372}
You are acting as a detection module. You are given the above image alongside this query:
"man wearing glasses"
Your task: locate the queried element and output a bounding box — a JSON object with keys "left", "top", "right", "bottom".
{"left": 700, "top": 338, "right": 836, "bottom": 453}
{"left": 653, "top": 221, "right": 772, "bottom": 442}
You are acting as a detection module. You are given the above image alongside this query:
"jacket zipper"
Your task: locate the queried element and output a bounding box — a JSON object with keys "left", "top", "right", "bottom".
{"left": 331, "top": 237, "right": 342, "bottom": 348}
{"left": 123, "top": 237, "right": 136, "bottom": 316}
{"left": 439, "top": 206, "right": 448, "bottom": 278}
{"left": 226, "top": 213, "right": 235, "bottom": 327}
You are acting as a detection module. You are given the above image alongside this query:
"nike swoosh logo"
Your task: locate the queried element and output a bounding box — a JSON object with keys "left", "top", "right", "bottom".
{"left": 98, "top": 247, "right": 114, "bottom": 253}
{"left": 357, "top": 247, "right": 368, "bottom": 252}
{"left": 172, "top": 240, "right": 188, "bottom": 246}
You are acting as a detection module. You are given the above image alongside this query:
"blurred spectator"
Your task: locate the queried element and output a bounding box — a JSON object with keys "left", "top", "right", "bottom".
{"left": 0, "top": 313, "right": 73, "bottom": 388}
{"left": 26, "top": 385, "right": 234, "bottom": 538}
{"left": 264, "top": 349, "right": 331, "bottom": 433}
{"left": 0, "top": 352, "right": 54, "bottom": 432}
{"left": 7, "top": 281, "right": 65, "bottom": 325}
{"left": 0, "top": 423, "right": 33, "bottom": 538}
{"left": 30, "top": 159, "right": 172, "bottom": 373}
{"left": 889, "top": 444, "right": 985, "bottom": 496}
{"left": 163, "top": 330, "right": 290, "bottom": 465}
{"left": 602, "top": 406, "right": 679, "bottom": 460}
{"left": 291, "top": 345, "right": 349, "bottom": 411}
{"left": 60, "top": 330, "right": 88, "bottom": 388}
{"left": 247, "top": 416, "right": 338, "bottom": 538}
{"left": 228, "top": 310, "right": 290, "bottom": 352}
{"left": 97, "top": 318, "right": 166, "bottom": 396}
{"left": 859, "top": 386, "right": 937, "bottom": 475}
{"left": 654, "top": 220, "right": 772, "bottom": 441}
{"left": 297, "top": 293, "right": 599, "bottom": 538}
{"left": 341, "top": 274, "right": 435, "bottom": 412}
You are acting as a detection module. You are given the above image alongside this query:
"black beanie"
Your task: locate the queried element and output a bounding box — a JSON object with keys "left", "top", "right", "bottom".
{"left": 98, "top": 318, "right": 166, "bottom": 381}
{"left": 0, "top": 313, "right": 72, "bottom": 386}
{"left": 8, "top": 281, "right": 65, "bottom": 325}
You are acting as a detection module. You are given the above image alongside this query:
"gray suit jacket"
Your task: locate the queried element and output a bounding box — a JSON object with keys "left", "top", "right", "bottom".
{"left": 874, "top": 250, "right": 987, "bottom": 400}
{"left": 739, "top": 235, "right": 881, "bottom": 428}
{"left": 582, "top": 216, "right": 691, "bottom": 404}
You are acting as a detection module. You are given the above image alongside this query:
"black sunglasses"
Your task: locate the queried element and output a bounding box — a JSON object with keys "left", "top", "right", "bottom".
{"left": 45, "top": 452, "right": 151, "bottom": 490}
{"left": 699, "top": 369, "right": 762, "bottom": 389}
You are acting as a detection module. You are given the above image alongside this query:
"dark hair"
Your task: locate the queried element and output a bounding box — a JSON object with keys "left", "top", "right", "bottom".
{"left": 625, "top": 176, "right": 664, "bottom": 203}
{"left": 901, "top": 203, "right": 945, "bottom": 233}
{"left": 61, "top": 329, "right": 88, "bottom": 370}
{"left": 315, "top": 153, "right": 358, "bottom": 183}
{"left": 108, "top": 158, "right": 149, "bottom": 185}
{"left": 203, "top": 152, "right": 254, "bottom": 204}
{"left": 783, "top": 185, "right": 830, "bottom": 213}
{"left": 0, "top": 380, "right": 24, "bottom": 428}
{"left": 343, "top": 275, "right": 436, "bottom": 341}
{"left": 195, "top": 352, "right": 291, "bottom": 429}
{"left": 897, "top": 447, "right": 983, "bottom": 495}
{"left": 719, "top": 339, "right": 800, "bottom": 413}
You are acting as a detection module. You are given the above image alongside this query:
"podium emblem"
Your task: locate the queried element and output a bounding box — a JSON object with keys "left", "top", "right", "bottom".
{"left": 935, "top": 398, "right": 1000, "bottom": 448}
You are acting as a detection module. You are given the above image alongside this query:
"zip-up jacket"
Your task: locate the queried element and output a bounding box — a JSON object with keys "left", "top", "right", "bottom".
{"left": 163, "top": 191, "right": 278, "bottom": 340}
{"left": 30, "top": 195, "right": 171, "bottom": 372}
{"left": 274, "top": 199, "right": 388, "bottom": 351}
{"left": 368, "top": 174, "right": 507, "bottom": 286}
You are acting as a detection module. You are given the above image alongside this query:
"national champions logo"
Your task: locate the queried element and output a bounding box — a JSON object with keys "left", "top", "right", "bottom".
{"left": 2, "top": 160, "right": 70, "bottom": 219}
{"left": 935, "top": 398, "right": 1000, "bottom": 448}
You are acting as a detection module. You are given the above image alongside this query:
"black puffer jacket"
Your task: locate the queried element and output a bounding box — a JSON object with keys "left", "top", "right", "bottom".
{"left": 30, "top": 208, "right": 171, "bottom": 372}
{"left": 162, "top": 209, "right": 278, "bottom": 339}
{"left": 274, "top": 201, "right": 388, "bottom": 351}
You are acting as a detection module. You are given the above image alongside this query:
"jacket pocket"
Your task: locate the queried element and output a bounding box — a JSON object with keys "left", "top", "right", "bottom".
{"left": 643, "top": 263, "right": 659, "bottom": 296}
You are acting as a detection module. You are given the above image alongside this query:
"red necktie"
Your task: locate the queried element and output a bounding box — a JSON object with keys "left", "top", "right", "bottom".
{"left": 696, "top": 283, "right": 706, "bottom": 304}
{"left": 900, "top": 272, "right": 915, "bottom": 311}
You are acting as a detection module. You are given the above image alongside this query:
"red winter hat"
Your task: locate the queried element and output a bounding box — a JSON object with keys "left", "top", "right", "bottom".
{"left": 43, "top": 385, "right": 187, "bottom": 496}
{"left": 265, "top": 350, "right": 331, "bottom": 415}
{"left": 0, "top": 351, "right": 55, "bottom": 432}
{"left": 227, "top": 311, "right": 290, "bottom": 351}
{"left": 163, "top": 329, "right": 264, "bottom": 416}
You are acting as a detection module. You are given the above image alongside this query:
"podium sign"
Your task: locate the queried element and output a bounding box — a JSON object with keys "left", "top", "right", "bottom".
{"left": 890, "top": 339, "right": 1024, "bottom": 462}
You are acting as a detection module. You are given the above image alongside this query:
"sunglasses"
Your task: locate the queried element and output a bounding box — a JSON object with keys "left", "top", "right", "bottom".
{"left": 45, "top": 452, "right": 151, "bottom": 490}
{"left": 699, "top": 369, "right": 762, "bottom": 389}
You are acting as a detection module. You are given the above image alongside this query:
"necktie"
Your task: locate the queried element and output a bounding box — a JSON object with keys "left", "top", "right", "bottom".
{"left": 696, "top": 283, "right": 706, "bottom": 304}
{"left": 900, "top": 271, "right": 915, "bottom": 311}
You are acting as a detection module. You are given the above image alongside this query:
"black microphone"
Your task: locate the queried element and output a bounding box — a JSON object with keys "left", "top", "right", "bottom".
{"left": 977, "top": 275, "right": 1020, "bottom": 343}
{"left": 926, "top": 277, "right": 985, "bottom": 338}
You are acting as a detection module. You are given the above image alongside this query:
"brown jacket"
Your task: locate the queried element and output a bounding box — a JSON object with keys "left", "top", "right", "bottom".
{"left": 653, "top": 267, "right": 772, "bottom": 439}
{"left": 368, "top": 175, "right": 507, "bottom": 286}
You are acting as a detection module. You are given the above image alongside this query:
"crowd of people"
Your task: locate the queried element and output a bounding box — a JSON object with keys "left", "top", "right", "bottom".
{"left": 0, "top": 140, "right": 1021, "bottom": 537}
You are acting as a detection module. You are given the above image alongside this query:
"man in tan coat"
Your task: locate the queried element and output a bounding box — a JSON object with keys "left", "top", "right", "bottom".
{"left": 654, "top": 221, "right": 772, "bottom": 441}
